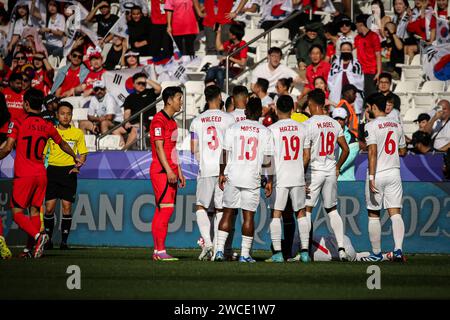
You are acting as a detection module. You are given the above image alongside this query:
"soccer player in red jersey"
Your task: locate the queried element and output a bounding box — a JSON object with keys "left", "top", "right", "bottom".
{"left": 0, "top": 88, "right": 81, "bottom": 258}
{"left": 149, "top": 86, "right": 186, "bottom": 261}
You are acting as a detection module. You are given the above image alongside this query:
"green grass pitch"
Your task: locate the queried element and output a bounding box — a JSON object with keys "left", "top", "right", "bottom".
{"left": 1, "top": 247, "right": 449, "bottom": 300}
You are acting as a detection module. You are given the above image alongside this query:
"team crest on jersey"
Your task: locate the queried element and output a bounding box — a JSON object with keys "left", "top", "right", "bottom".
{"left": 155, "top": 128, "right": 162, "bottom": 137}
{"left": 7, "top": 122, "right": 14, "bottom": 134}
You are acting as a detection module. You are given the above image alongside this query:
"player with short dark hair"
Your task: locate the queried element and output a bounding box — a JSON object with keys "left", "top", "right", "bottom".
{"left": 265, "top": 95, "right": 309, "bottom": 263}
{"left": 150, "top": 86, "right": 186, "bottom": 261}
{"left": 230, "top": 85, "right": 249, "bottom": 122}
{"left": 298, "top": 89, "right": 350, "bottom": 262}
{"left": 0, "top": 88, "right": 82, "bottom": 258}
{"left": 190, "top": 85, "right": 235, "bottom": 260}
{"left": 43, "top": 101, "right": 88, "bottom": 250}
{"left": 215, "top": 97, "right": 274, "bottom": 263}
{"left": 361, "top": 93, "right": 407, "bottom": 262}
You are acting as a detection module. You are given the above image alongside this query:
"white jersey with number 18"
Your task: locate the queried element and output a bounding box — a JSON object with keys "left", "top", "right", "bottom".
{"left": 223, "top": 119, "right": 274, "bottom": 189}
{"left": 269, "top": 118, "right": 306, "bottom": 187}
{"left": 304, "top": 115, "right": 344, "bottom": 173}
{"left": 365, "top": 116, "right": 406, "bottom": 174}
{"left": 190, "top": 109, "right": 235, "bottom": 177}
{"left": 230, "top": 108, "right": 246, "bottom": 123}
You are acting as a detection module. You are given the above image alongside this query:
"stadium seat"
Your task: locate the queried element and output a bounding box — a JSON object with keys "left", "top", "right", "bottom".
{"left": 184, "top": 81, "right": 205, "bottom": 95}
{"left": 400, "top": 66, "right": 423, "bottom": 82}
{"left": 413, "top": 81, "right": 445, "bottom": 109}
{"left": 266, "top": 28, "right": 290, "bottom": 47}
{"left": 411, "top": 54, "right": 421, "bottom": 66}
{"left": 84, "top": 135, "right": 96, "bottom": 152}
{"left": 285, "top": 54, "right": 298, "bottom": 68}
{"left": 110, "top": 2, "right": 120, "bottom": 15}
{"left": 71, "top": 108, "right": 88, "bottom": 128}
{"left": 100, "top": 135, "right": 122, "bottom": 150}
{"left": 394, "top": 81, "right": 419, "bottom": 93}
{"left": 402, "top": 121, "right": 418, "bottom": 137}
{"left": 243, "top": 28, "right": 265, "bottom": 44}
{"left": 403, "top": 108, "right": 425, "bottom": 122}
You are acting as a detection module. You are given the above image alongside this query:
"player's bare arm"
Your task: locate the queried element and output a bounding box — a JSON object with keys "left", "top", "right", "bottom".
{"left": 263, "top": 155, "right": 273, "bottom": 198}
{"left": 58, "top": 140, "right": 82, "bottom": 167}
{"left": 303, "top": 148, "right": 311, "bottom": 173}
{"left": 0, "top": 137, "right": 15, "bottom": 160}
{"left": 178, "top": 165, "right": 186, "bottom": 188}
{"left": 219, "top": 150, "right": 227, "bottom": 190}
{"left": 155, "top": 139, "right": 178, "bottom": 184}
{"left": 336, "top": 136, "right": 350, "bottom": 176}
{"left": 368, "top": 144, "right": 379, "bottom": 193}
{"left": 190, "top": 134, "right": 199, "bottom": 162}
{"left": 69, "top": 153, "right": 87, "bottom": 174}
{"left": 399, "top": 147, "right": 408, "bottom": 157}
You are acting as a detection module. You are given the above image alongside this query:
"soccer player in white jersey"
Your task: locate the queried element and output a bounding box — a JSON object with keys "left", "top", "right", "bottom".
{"left": 301, "top": 89, "right": 350, "bottom": 262}
{"left": 265, "top": 95, "right": 308, "bottom": 263}
{"left": 362, "top": 93, "right": 407, "bottom": 262}
{"left": 190, "top": 85, "right": 235, "bottom": 260}
{"left": 215, "top": 97, "right": 274, "bottom": 263}
{"left": 230, "top": 85, "right": 249, "bottom": 123}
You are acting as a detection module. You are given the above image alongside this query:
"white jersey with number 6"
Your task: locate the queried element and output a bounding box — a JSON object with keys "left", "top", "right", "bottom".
{"left": 190, "top": 109, "right": 235, "bottom": 177}
{"left": 223, "top": 119, "right": 274, "bottom": 189}
{"left": 304, "top": 115, "right": 344, "bottom": 173}
{"left": 269, "top": 118, "right": 306, "bottom": 187}
{"left": 365, "top": 116, "right": 406, "bottom": 174}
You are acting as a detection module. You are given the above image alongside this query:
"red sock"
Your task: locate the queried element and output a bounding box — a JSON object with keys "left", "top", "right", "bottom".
{"left": 151, "top": 207, "right": 161, "bottom": 251}
{"left": 156, "top": 207, "right": 174, "bottom": 251}
{"left": 31, "top": 215, "right": 41, "bottom": 232}
{"left": 0, "top": 217, "right": 3, "bottom": 237}
{"left": 13, "top": 212, "right": 39, "bottom": 239}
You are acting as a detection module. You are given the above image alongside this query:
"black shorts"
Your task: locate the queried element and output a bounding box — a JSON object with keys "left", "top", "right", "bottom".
{"left": 46, "top": 165, "right": 78, "bottom": 203}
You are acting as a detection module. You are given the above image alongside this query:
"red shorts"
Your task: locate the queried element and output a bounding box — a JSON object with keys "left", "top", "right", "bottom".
{"left": 150, "top": 172, "right": 177, "bottom": 208}
{"left": 11, "top": 176, "right": 47, "bottom": 209}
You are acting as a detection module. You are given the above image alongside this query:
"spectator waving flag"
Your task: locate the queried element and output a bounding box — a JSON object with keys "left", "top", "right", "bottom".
{"left": 422, "top": 42, "right": 450, "bottom": 81}
{"left": 103, "top": 68, "right": 144, "bottom": 103}
{"left": 436, "top": 16, "right": 450, "bottom": 45}
{"left": 151, "top": 35, "right": 188, "bottom": 83}
{"left": 109, "top": 14, "right": 129, "bottom": 39}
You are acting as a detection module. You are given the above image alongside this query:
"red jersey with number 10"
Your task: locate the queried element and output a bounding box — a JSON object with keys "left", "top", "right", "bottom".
{"left": 8, "top": 114, "right": 62, "bottom": 178}
{"left": 150, "top": 110, "right": 179, "bottom": 175}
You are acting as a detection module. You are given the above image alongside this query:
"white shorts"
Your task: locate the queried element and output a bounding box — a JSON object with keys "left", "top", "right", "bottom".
{"left": 223, "top": 182, "right": 260, "bottom": 212}
{"left": 196, "top": 176, "right": 223, "bottom": 209}
{"left": 305, "top": 171, "right": 337, "bottom": 209}
{"left": 365, "top": 171, "right": 403, "bottom": 210}
{"left": 269, "top": 186, "right": 306, "bottom": 212}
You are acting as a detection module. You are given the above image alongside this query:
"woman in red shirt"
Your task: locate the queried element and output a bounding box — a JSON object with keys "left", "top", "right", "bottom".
{"left": 165, "top": 0, "right": 205, "bottom": 56}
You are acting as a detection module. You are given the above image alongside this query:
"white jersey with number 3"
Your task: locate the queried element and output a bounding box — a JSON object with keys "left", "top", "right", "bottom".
{"left": 269, "top": 118, "right": 306, "bottom": 187}
{"left": 190, "top": 109, "right": 235, "bottom": 177}
{"left": 365, "top": 116, "right": 406, "bottom": 174}
{"left": 224, "top": 119, "right": 274, "bottom": 189}
{"left": 304, "top": 115, "right": 344, "bottom": 173}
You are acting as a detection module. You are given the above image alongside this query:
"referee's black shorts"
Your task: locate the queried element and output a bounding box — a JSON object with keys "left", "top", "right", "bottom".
{"left": 46, "top": 165, "right": 78, "bottom": 203}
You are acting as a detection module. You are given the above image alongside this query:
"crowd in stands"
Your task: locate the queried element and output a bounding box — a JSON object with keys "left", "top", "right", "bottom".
{"left": 0, "top": 0, "right": 449, "bottom": 178}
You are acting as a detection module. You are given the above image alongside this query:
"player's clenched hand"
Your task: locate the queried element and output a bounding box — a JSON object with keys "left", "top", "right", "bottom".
{"left": 219, "top": 174, "right": 227, "bottom": 191}
{"left": 369, "top": 180, "right": 379, "bottom": 193}
{"left": 74, "top": 157, "right": 84, "bottom": 168}
{"left": 264, "top": 181, "right": 272, "bottom": 198}
{"left": 69, "top": 167, "right": 80, "bottom": 174}
{"left": 179, "top": 174, "right": 186, "bottom": 188}
{"left": 167, "top": 170, "right": 178, "bottom": 184}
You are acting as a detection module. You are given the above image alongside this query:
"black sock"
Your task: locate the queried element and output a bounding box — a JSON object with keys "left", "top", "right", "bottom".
{"left": 44, "top": 214, "right": 55, "bottom": 239}
{"left": 61, "top": 215, "right": 72, "bottom": 244}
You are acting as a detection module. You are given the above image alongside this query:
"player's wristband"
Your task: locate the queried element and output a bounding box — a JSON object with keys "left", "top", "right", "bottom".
{"left": 369, "top": 175, "right": 375, "bottom": 181}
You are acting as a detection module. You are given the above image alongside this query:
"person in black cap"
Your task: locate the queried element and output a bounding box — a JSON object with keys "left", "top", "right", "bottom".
{"left": 410, "top": 130, "right": 433, "bottom": 154}
{"left": 295, "top": 21, "right": 326, "bottom": 66}
{"left": 334, "top": 15, "right": 356, "bottom": 56}
{"left": 41, "top": 94, "right": 59, "bottom": 125}
{"left": 414, "top": 113, "right": 431, "bottom": 131}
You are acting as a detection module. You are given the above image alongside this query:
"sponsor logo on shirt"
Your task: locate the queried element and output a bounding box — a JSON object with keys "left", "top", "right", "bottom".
{"left": 155, "top": 127, "right": 162, "bottom": 137}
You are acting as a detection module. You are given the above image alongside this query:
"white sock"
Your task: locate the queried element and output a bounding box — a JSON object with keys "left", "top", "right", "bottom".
{"left": 241, "top": 235, "right": 253, "bottom": 258}
{"left": 297, "top": 217, "right": 310, "bottom": 250}
{"left": 368, "top": 217, "right": 381, "bottom": 254}
{"left": 196, "top": 209, "right": 212, "bottom": 247}
{"left": 269, "top": 218, "right": 282, "bottom": 251}
{"left": 328, "top": 210, "right": 344, "bottom": 248}
{"left": 212, "top": 211, "right": 223, "bottom": 250}
{"left": 306, "top": 211, "right": 312, "bottom": 232}
{"left": 216, "top": 230, "right": 229, "bottom": 253}
{"left": 390, "top": 214, "right": 405, "bottom": 251}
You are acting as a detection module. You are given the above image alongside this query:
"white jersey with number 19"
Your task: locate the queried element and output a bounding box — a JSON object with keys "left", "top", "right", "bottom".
{"left": 223, "top": 119, "right": 274, "bottom": 189}
{"left": 190, "top": 109, "right": 235, "bottom": 177}
{"left": 365, "top": 116, "right": 406, "bottom": 174}
{"left": 304, "top": 115, "right": 344, "bottom": 173}
{"left": 269, "top": 118, "right": 306, "bottom": 187}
